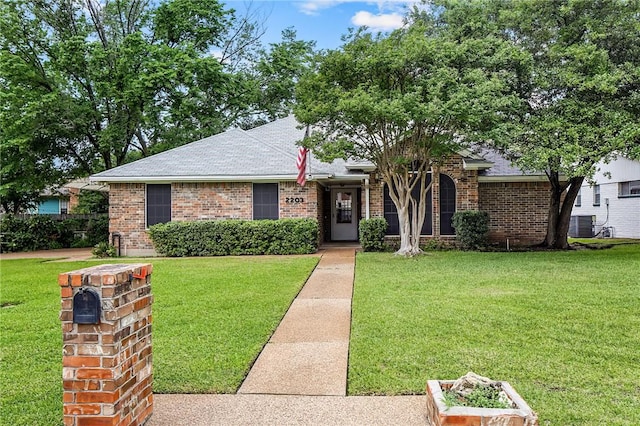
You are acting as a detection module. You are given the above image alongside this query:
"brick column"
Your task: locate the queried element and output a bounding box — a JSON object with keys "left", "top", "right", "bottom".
{"left": 59, "top": 264, "right": 153, "bottom": 426}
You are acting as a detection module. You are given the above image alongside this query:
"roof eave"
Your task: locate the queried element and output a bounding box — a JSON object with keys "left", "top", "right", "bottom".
{"left": 344, "top": 163, "right": 376, "bottom": 172}
{"left": 463, "top": 159, "right": 494, "bottom": 170}
{"left": 90, "top": 174, "right": 334, "bottom": 184}
{"left": 478, "top": 175, "right": 550, "bottom": 182}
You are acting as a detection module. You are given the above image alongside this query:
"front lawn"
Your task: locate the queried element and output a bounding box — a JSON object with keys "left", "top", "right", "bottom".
{"left": 0, "top": 256, "right": 317, "bottom": 426}
{"left": 349, "top": 244, "right": 640, "bottom": 425}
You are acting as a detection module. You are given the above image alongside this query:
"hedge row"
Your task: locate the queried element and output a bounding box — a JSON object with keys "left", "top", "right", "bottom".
{"left": 148, "top": 218, "right": 319, "bottom": 256}
{"left": 0, "top": 215, "right": 109, "bottom": 253}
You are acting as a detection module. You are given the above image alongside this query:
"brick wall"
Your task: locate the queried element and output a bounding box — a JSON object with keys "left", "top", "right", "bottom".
{"left": 279, "top": 181, "right": 319, "bottom": 218}
{"left": 109, "top": 181, "right": 321, "bottom": 256}
{"left": 59, "top": 263, "right": 153, "bottom": 426}
{"left": 109, "top": 183, "right": 151, "bottom": 256}
{"left": 69, "top": 187, "right": 81, "bottom": 212}
{"left": 368, "top": 155, "right": 480, "bottom": 236}
{"left": 172, "top": 182, "right": 252, "bottom": 221}
{"left": 369, "top": 177, "right": 384, "bottom": 218}
{"left": 479, "top": 181, "right": 550, "bottom": 245}
{"left": 440, "top": 155, "right": 480, "bottom": 211}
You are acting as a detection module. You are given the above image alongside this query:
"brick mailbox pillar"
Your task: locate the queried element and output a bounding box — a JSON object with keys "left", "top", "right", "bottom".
{"left": 59, "top": 264, "right": 153, "bottom": 426}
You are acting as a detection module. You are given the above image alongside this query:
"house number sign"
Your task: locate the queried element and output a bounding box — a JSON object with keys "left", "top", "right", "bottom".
{"left": 285, "top": 197, "right": 304, "bottom": 204}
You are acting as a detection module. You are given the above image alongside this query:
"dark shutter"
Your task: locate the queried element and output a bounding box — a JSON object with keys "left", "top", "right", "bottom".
{"left": 383, "top": 175, "right": 432, "bottom": 236}
{"left": 253, "top": 183, "right": 279, "bottom": 220}
{"left": 383, "top": 185, "right": 399, "bottom": 235}
{"left": 439, "top": 174, "right": 456, "bottom": 235}
{"left": 147, "top": 184, "right": 171, "bottom": 227}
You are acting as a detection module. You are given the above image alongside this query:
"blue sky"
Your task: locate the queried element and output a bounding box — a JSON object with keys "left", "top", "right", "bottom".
{"left": 223, "top": 1, "right": 418, "bottom": 49}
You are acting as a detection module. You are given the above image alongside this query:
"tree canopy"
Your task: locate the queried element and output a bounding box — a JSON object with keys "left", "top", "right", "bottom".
{"left": 464, "top": 0, "right": 640, "bottom": 248}
{"left": 0, "top": 0, "right": 314, "bottom": 212}
{"left": 295, "top": 18, "right": 528, "bottom": 256}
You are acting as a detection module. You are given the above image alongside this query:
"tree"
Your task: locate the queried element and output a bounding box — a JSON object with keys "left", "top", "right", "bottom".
{"left": 252, "top": 28, "right": 316, "bottom": 126}
{"left": 1, "top": 0, "right": 313, "bottom": 212}
{"left": 295, "top": 21, "right": 527, "bottom": 256}
{"left": 0, "top": 70, "right": 69, "bottom": 213}
{"left": 471, "top": 0, "right": 640, "bottom": 249}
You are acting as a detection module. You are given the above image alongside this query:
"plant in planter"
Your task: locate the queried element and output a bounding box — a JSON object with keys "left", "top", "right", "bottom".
{"left": 426, "top": 372, "right": 538, "bottom": 426}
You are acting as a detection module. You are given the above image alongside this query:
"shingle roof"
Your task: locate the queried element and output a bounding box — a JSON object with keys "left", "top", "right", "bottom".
{"left": 475, "top": 148, "right": 534, "bottom": 177}
{"left": 91, "top": 116, "right": 540, "bottom": 182}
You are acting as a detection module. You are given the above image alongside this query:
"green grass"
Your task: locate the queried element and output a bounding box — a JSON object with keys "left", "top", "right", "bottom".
{"left": 0, "top": 256, "right": 318, "bottom": 426}
{"left": 349, "top": 244, "right": 640, "bottom": 425}
{"left": 569, "top": 237, "right": 640, "bottom": 246}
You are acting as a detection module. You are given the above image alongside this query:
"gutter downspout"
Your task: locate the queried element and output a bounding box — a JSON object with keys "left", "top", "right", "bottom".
{"left": 364, "top": 178, "right": 370, "bottom": 219}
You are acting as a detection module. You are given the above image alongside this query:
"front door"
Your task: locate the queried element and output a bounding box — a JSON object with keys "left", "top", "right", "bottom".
{"left": 331, "top": 189, "right": 358, "bottom": 241}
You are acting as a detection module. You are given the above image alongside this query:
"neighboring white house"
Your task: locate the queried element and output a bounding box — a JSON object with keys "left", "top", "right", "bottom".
{"left": 571, "top": 155, "right": 640, "bottom": 239}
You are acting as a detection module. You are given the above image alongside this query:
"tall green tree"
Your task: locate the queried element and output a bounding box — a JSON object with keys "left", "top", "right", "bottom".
{"left": 295, "top": 21, "right": 527, "bottom": 256}
{"left": 453, "top": 0, "right": 640, "bottom": 249}
{"left": 253, "top": 28, "right": 316, "bottom": 124}
{"left": 0, "top": 0, "right": 312, "bottom": 211}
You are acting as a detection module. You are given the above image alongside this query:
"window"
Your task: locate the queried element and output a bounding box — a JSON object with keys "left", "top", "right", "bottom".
{"left": 147, "top": 184, "right": 171, "bottom": 227}
{"left": 593, "top": 185, "right": 601, "bottom": 206}
{"left": 60, "top": 199, "right": 69, "bottom": 214}
{"left": 253, "top": 183, "right": 279, "bottom": 219}
{"left": 575, "top": 188, "right": 581, "bottom": 207}
{"left": 383, "top": 175, "right": 432, "bottom": 236}
{"left": 439, "top": 174, "right": 456, "bottom": 235}
{"left": 335, "top": 192, "right": 353, "bottom": 223}
{"left": 619, "top": 180, "right": 640, "bottom": 197}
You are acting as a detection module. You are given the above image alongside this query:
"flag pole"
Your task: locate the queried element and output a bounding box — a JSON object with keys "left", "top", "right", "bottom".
{"left": 305, "top": 125, "right": 310, "bottom": 182}
{"left": 296, "top": 125, "right": 311, "bottom": 187}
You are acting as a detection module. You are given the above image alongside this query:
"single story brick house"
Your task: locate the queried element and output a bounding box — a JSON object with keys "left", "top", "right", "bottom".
{"left": 91, "top": 116, "right": 550, "bottom": 256}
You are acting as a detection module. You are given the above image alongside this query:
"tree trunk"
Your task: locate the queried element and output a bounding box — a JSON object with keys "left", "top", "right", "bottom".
{"left": 396, "top": 203, "right": 418, "bottom": 255}
{"left": 542, "top": 174, "right": 584, "bottom": 249}
{"left": 385, "top": 171, "right": 430, "bottom": 257}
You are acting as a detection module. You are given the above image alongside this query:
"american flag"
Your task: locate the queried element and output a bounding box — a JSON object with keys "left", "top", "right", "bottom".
{"left": 296, "top": 146, "right": 308, "bottom": 186}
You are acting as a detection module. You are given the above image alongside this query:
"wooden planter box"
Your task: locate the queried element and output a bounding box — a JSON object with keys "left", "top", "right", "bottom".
{"left": 426, "top": 380, "right": 539, "bottom": 426}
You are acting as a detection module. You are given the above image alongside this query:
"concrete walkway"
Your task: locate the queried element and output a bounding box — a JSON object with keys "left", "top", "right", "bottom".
{"left": 149, "top": 248, "right": 428, "bottom": 425}
{"left": 238, "top": 248, "right": 354, "bottom": 396}
{"left": 0, "top": 247, "right": 94, "bottom": 261}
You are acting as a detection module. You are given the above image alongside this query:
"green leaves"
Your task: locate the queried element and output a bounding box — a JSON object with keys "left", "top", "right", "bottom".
{"left": 1, "top": 0, "right": 316, "bottom": 211}
{"left": 149, "top": 219, "right": 319, "bottom": 256}
{"left": 294, "top": 16, "right": 527, "bottom": 254}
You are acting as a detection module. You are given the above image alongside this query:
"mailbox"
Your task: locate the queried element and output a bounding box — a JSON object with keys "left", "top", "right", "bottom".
{"left": 73, "top": 288, "right": 101, "bottom": 324}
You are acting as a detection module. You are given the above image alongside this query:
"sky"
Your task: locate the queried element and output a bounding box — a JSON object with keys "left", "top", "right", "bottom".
{"left": 223, "top": 0, "right": 419, "bottom": 50}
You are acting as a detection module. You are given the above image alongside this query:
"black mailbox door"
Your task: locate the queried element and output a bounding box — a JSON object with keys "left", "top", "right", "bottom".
{"left": 73, "top": 288, "right": 101, "bottom": 324}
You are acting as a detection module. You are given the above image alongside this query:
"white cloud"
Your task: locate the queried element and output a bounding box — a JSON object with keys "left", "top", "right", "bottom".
{"left": 298, "top": 0, "right": 345, "bottom": 15}
{"left": 351, "top": 10, "right": 404, "bottom": 31}
{"left": 297, "top": 0, "right": 416, "bottom": 16}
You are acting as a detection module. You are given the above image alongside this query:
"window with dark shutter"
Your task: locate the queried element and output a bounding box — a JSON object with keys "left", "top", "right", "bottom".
{"left": 439, "top": 174, "right": 456, "bottom": 235}
{"left": 383, "top": 175, "right": 432, "bottom": 236}
{"left": 253, "top": 183, "right": 279, "bottom": 220}
{"left": 146, "top": 184, "right": 171, "bottom": 227}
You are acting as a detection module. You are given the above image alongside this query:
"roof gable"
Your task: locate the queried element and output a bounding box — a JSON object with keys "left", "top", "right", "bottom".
{"left": 91, "top": 116, "right": 542, "bottom": 183}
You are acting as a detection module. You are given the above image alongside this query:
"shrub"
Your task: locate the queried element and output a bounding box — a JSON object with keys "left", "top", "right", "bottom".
{"left": 0, "top": 214, "right": 109, "bottom": 252}
{"left": 421, "top": 238, "right": 454, "bottom": 251}
{"left": 148, "top": 218, "right": 319, "bottom": 256}
{"left": 92, "top": 242, "right": 117, "bottom": 258}
{"left": 452, "top": 210, "right": 490, "bottom": 250}
{"left": 0, "top": 215, "right": 59, "bottom": 252}
{"left": 359, "top": 218, "right": 388, "bottom": 252}
{"left": 85, "top": 215, "right": 109, "bottom": 246}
